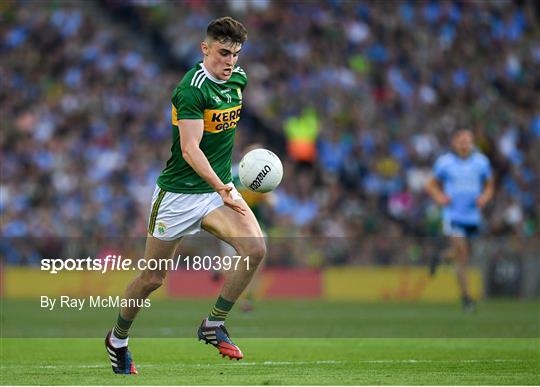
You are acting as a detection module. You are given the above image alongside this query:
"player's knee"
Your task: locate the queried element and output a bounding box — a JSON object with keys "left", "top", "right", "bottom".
{"left": 245, "top": 240, "right": 266, "bottom": 264}
{"left": 140, "top": 272, "right": 165, "bottom": 292}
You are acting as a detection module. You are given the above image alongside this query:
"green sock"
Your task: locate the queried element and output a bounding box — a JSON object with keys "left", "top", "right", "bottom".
{"left": 113, "top": 314, "right": 133, "bottom": 339}
{"left": 208, "top": 296, "right": 234, "bottom": 321}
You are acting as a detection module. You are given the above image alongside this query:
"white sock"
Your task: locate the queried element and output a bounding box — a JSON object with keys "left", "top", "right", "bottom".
{"left": 110, "top": 330, "right": 129, "bottom": 348}
{"left": 205, "top": 318, "right": 224, "bottom": 327}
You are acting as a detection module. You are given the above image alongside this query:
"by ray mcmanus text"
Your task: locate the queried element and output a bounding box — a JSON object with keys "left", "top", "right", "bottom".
{"left": 40, "top": 295, "right": 151, "bottom": 311}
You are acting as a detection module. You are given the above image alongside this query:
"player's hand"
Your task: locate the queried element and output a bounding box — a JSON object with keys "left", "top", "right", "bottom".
{"left": 217, "top": 186, "right": 246, "bottom": 216}
{"left": 435, "top": 193, "right": 451, "bottom": 206}
{"left": 476, "top": 194, "right": 490, "bottom": 209}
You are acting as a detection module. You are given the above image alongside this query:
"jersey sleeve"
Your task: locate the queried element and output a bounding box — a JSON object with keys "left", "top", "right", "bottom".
{"left": 242, "top": 71, "right": 248, "bottom": 89}
{"left": 233, "top": 66, "right": 248, "bottom": 90}
{"left": 172, "top": 86, "right": 206, "bottom": 120}
{"left": 433, "top": 156, "right": 447, "bottom": 182}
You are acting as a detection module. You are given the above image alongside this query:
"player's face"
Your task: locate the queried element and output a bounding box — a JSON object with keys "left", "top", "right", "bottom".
{"left": 452, "top": 131, "right": 474, "bottom": 158}
{"left": 202, "top": 40, "right": 242, "bottom": 81}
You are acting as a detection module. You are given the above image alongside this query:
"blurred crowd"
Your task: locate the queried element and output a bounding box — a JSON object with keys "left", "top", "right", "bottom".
{"left": 1, "top": 0, "right": 539, "bottom": 265}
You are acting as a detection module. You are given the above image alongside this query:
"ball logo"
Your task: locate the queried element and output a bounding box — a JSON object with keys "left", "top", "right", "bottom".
{"left": 249, "top": 165, "right": 272, "bottom": 191}
{"left": 239, "top": 148, "right": 283, "bottom": 193}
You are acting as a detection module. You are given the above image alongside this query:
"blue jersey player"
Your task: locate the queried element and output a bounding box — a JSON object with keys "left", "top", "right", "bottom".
{"left": 425, "top": 129, "right": 494, "bottom": 312}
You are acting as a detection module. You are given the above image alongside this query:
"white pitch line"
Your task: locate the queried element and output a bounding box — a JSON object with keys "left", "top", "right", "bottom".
{"left": 0, "top": 359, "right": 525, "bottom": 370}
{"left": 219, "top": 360, "right": 344, "bottom": 366}
{"left": 225, "top": 359, "right": 524, "bottom": 366}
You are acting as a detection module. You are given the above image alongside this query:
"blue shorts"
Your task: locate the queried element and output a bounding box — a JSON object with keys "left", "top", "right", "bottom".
{"left": 443, "top": 219, "right": 479, "bottom": 238}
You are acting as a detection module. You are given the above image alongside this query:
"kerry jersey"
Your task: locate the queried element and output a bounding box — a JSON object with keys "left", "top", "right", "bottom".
{"left": 157, "top": 62, "right": 247, "bottom": 193}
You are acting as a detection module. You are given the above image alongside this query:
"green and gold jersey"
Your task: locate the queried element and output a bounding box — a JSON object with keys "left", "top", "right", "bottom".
{"left": 157, "top": 62, "right": 247, "bottom": 193}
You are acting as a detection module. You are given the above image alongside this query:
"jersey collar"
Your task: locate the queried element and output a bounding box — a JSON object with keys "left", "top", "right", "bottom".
{"left": 452, "top": 150, "right": 475, "bottom": 161}
{"left": 200, "top": 63, "right": 227, "bottom": 84}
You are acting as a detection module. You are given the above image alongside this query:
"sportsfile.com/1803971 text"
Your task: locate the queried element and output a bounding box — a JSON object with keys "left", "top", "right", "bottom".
{"left": 40, "top": 255, "right": 250, "bottom": 274}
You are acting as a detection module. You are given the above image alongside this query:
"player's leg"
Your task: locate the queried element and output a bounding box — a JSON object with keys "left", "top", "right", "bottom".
{"left": 117, "top": 234, "right": 180, "bottom": 322}
{"left": 449, "top": 235, "right": 475, "bottom": 312}
{"left": 430, "top": 219, "right": 456, "bottom": 276}
{"left": 219, "top": 239, "right": 256, "bottom": 312}
{"left": 106, "top": 234, "right": 180, "bottom": 374}
{"left": 202, "top": 199, "right": 265, "bottom": 302}
{"left": 429, "top": 237, "right": 446, "bottom": 276}
{"left": 450, "top": 236, "right": 470, "bottom": 295}
{"left": 197, "top": 199, "right": 265, "bottom": 359}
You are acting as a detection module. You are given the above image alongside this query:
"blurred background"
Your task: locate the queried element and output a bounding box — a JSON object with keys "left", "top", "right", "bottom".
{"left": 1, "top": 0, "right": 539, "bottom": 306}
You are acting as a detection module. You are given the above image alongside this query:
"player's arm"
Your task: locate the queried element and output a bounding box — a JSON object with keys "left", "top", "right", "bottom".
{"left": 179, "top": 119, "right": 225, "bottom": 191}
{"left": 476, "top": 176, "right": 494, "bottom": 209}
{"left": 179, "top": 119, "right": 245, "bottom": 215}
{"left": 425, "top": 176, "right": 450, "bottom": 206}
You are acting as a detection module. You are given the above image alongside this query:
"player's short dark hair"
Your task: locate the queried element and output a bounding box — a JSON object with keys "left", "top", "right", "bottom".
{"left": 206, "top": 16, "right": 247, "bottom": 45}
{"left": 452, "top": 128, "right": 473, "bottom": 139}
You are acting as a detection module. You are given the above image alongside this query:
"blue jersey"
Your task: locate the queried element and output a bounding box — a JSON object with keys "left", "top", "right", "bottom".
{"left": 433, "top": 151, "right": 492, "bottom": 225}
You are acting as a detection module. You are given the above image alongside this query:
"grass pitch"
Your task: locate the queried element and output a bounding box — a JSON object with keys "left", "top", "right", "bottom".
{"left": 1, "top": 338, "right": 538, "bottom": 385}
{"left": 1, "top": 299, "right": 538, "bottom": 385}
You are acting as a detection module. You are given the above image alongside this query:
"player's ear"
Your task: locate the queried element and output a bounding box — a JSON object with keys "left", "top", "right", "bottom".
{"left": 201, "top": 40, "right": 209, "bottom": 56}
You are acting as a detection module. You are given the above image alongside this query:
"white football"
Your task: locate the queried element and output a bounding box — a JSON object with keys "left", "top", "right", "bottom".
{"left": 239, "top": 148, "right": 283, "bottom": 193}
